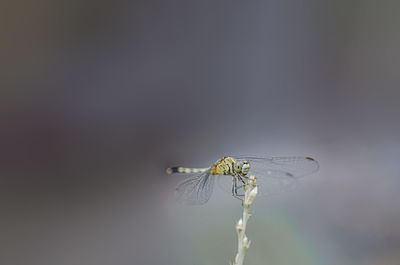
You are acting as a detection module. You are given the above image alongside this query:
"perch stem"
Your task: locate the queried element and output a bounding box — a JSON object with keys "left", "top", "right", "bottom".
{"left": 233, "top": 176, "right": 257, "bottom": 265}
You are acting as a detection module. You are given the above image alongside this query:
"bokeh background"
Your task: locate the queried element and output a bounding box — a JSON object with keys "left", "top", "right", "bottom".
{"left": 2, "top": 0, "right": 400, "bottom": 264}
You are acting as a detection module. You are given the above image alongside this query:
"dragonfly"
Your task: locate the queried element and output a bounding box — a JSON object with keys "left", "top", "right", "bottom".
{"left": 166, "top": 156, "right": 319, "bottom": 205}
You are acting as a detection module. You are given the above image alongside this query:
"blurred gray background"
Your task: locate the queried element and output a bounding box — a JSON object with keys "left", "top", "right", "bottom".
{"left": 1, "top": 0, "right": 400, "bottom": 264}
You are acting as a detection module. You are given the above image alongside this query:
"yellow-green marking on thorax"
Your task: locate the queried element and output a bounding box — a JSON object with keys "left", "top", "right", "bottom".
{"left": 211, "top": 157, "right": 250, "bottom": 176}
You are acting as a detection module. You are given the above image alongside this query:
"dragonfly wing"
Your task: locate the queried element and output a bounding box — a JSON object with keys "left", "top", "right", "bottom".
{"left": 235, "top": 156, "right": 319, "bottom": 179}
{"left": 234, "top": 156, "right": 319, "bottom": 197}
{"left": 253, "top": 169, "right": 301, "bottom": 197}
{"left": 174, "top": 170, "right": 215, "bottom": 205}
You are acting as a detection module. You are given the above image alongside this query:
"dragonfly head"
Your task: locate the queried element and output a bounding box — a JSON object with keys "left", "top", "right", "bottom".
{"left": 240, "top": 161, "right": 250, "bottom": 175}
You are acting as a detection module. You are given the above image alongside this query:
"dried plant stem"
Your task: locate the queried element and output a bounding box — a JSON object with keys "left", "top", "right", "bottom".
{"left": 233, "top": 176, "right": 257, "bottom": 265}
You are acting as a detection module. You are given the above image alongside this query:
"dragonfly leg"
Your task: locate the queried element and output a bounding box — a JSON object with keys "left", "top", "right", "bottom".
{"left": 238, "top": 175, "right": 246, "bottom": 185}
{"left": 232, "top": 177, "right": 244, "bottom": 201}
{"left": 231, "top": 177, "right": 235, "bottom": 195}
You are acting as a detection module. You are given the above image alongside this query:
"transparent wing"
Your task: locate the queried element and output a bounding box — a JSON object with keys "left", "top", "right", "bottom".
{"left": 233, "top": 156, "right": 319, "bottom": 197}
{"left": 216, "top": 170, "right": 299, "bottom": 197}
{"left": 235, "top": 156, "right": 319, "bottom": 179}
{"left": 174, "top": 170, "right": 215, "bottom": 205}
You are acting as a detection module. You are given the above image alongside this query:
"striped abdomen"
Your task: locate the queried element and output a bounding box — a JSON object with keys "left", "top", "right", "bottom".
{"left": 166, "top": 167, "right": 210, "bottom": 175}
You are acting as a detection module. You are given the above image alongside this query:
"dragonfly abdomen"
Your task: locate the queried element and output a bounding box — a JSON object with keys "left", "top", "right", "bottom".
{"left": 166, "top": 167, "right": 209, "bottom": 174}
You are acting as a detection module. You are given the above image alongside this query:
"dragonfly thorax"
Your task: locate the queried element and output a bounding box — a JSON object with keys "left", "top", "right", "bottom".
{"left": 211, "top": 157, "right": 250, "bottom": 176}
